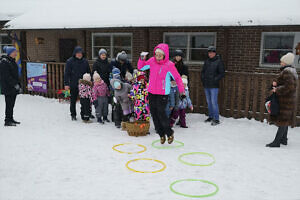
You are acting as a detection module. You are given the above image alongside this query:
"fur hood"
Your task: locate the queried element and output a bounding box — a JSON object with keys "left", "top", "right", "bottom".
{"left": 79, "top": 79, "right": 92, "bottom": 86}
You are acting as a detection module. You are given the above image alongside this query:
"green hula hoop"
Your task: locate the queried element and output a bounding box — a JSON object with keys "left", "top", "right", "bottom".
{"left": 178, "top": 152, "right": 215, "bottom": 167}
{"left": 151, "top": 139, "right": 184, "bottom": 149}
{"left": 170, "top": 179, "right": 219, "bottom": 198}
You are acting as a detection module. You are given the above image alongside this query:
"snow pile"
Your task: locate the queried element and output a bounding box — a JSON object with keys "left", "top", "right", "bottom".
{"left": 3, "top": 0, "right": 300, "bottom": 29}
{"left": 0, "top": 95, "right": 300, "bottom": 200}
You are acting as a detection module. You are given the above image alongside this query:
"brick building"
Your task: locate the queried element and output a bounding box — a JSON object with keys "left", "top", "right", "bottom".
{"left": 1, "top": 0, "right": 300, "bottom": 125}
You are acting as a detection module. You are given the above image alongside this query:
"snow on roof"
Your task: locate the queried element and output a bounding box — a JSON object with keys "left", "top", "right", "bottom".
{"left": 0, "top": 0, "right": 42, "bottom": 21}
{"left": 3, "top": 0, "right": 300, "bottom": 29}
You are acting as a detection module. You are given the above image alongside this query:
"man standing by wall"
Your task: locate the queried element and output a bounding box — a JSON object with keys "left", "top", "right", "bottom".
{"left": 0, "top": 46, "right": 22, "bottom": 126}
{"left": 64, "top": 46, "right": 91, "bottom": 121}
{"left": 201, "top": 46, "right": 225, "bottom": 126}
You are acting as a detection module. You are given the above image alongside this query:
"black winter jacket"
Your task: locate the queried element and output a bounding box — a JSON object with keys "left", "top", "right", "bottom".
{"left": 0, "top": 55, "right": 20, "bottom": 95}
{"left": 92, "top": 58, "right": 112, "bottom": 87}
{"left": 201, "top": 55, "right": 225, "bottom": 88}
{"left": 64, "top": 55, "right": 91, "bottom": 89}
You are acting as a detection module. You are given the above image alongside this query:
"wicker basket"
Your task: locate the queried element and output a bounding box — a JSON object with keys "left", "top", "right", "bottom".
{"left": 121, "top": 122, "right": 127, "bottom": 131}
{"left": 126, "top": 121, "right": 150, "bottom": 137}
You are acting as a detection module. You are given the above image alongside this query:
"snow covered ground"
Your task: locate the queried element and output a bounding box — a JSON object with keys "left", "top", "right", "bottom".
{"left": 0, "top": 95, "right": 300, "bottom": 200}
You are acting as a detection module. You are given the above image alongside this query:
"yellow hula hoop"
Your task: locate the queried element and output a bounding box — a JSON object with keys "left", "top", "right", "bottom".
{"left": 112, "top": 143, "right": 147, "bottom": 154}
{"left": 126, "top": 158, "right": 167, "bottom": 173}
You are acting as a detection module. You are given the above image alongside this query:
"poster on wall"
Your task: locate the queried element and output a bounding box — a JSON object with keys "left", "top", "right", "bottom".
{"left": 26, "top": 62, "right": 47, "bottom": 93}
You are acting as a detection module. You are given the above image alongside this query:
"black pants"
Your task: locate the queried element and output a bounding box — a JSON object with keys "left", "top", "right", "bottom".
{"left": 149, "top": 93, "right": 173, "bottom": 137}
{"left": 272, "top": 126, "right": 288, "bottom": 145}
{"left": 113, "top": 102, "right": 123, "bottom": 127}
{"left": 4, "top": 94, "right": 17, "bottom": 123}
{"left": 80, "top": 98, "right": 91, "bottom": 121}
{"left": 70, "top": 87, "right": 79, "bottom": 117}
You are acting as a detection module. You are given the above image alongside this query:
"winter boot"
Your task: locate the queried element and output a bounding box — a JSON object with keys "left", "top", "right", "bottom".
{"left": 266, "top": 142, "right": 280, "bottom": 148}
{"left": 211, "top": 120, "right": 220, "bottom": 126}
{"left": 97, "top": 118, "right": 104, "bottom": 124}
{"left": 4, "top": 121, "right": 16, "bottom": 127}
{"left": 12, "top": 119, "right": 21, "bottom": 124}
{"left": 180, "top": 125, "right": 188, "bottom": 128}
{"left": 205, "top": 117, "right": 213, "bottom": 123}
{"left": 160, "top": 136, "right": 166, "bottom": 144}
{"left": 168, "top": 134, "right": 174, "bottom": 144}
{"left": 71, "top": 116, "right": 77, "bottom": 121}
{"left": 103, "top": 116, "right": 110, "bottom": 123}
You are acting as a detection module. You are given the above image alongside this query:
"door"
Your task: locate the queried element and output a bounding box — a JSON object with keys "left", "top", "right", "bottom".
{"left": 59, "top": 39, "right": 77, "bottom": 62}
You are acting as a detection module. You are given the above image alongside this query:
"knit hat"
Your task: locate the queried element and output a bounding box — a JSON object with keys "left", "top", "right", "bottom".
{"left": 98, "top": 48, "right": 107, "bottom": 56}
{"left": 125, "top": 72, "right": 133, "bottom": 81}
{"left": 117, "top": 51, "right": 127, "bottom": 61}
{"left": 112, "top": 67, "right": 120, "bottom": 75}
{"left": 174, "top": 49, "right": 184, "bottom": 57}
{"left": 93, "top": 71, "right": 101, "bottom": 82}
{"left": 182, "top": 76, "right": 188, "bottom": 85}
{"left": 155, "top": 48, "right": 165, "bottom": 55}
{"left": 280, "top": 52, "right": 295, "bottom": 65}
{"left": 73, "top": 46, "right": 83, "bottom": 55}
{"left": 3, "top": 46, "right": 17, "bottom": 56}
{"left": 83, "top": 73, "right": 91, "bottom": 81}
{"left": 208, "top": 46, "right": 216, "bottom": 52}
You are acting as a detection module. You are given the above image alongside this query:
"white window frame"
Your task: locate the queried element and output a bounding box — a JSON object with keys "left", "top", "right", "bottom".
{"left": 259, "top": 32, "right": 299, "bottom": 68}
{"left": 91, "top": 33, "right": 133, "bottom": 61}
{"left": 163, "top": 32, "right": 217, "bottom": 64}
{"left": 0, "top": 33, "right": 13, "bottom": 55}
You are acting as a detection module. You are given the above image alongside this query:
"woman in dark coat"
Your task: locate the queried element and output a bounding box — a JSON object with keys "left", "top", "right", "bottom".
{"left": 173, "top": 49, "right": 189, "bottom": 77}
{"left": 0, "top": 46, "right": 21, "bottom": 126}
{"left": 266, "top": 52, "right": 298, "bottom": 148}
{"left": 92, "top": 48, "right": 112, "bottom": 87}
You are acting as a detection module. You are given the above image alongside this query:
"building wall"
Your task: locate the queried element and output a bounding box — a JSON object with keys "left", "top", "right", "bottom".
{"left": 24, "top": 30, "right": 85, "bottom": 62}
{"left": 21, "top": 26, "right": 300, "bottom": 72}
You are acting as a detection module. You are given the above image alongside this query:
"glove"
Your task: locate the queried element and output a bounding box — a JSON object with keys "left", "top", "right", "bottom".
{"left": 14, "top": 84, "right": 20, "bottom": 91}
{"left": 140, "top": 52, "right": 149, "bottom": 60}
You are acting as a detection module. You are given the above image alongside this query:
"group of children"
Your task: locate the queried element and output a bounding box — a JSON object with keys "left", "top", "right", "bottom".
{"left": 77, "top": 67, "right": 151, "bottom": 127}
{"left": 77, "top": 66, "right": 193, "bottom": 131}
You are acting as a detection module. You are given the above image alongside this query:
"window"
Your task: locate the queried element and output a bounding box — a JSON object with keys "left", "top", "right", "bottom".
{"left": 164, "top": 33, "right": 216, "bottom": 63}
{"left": 0, "top": 34, "right": 13, "bottom": 55}
{"left": 260, "top": 32, "right": 300, "bottom": 67}
{"left": 92, "top": 33, "right": 132, "bottom": 60}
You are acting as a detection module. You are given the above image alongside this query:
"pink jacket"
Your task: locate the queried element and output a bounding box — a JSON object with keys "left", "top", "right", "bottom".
{"left": 137, "top": 43, "right": 184, "bottom": 95}
{"left": 91, "top": 80, "right": 110, "bottom": 102}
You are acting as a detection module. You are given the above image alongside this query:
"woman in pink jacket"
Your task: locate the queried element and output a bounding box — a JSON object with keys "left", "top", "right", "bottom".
{"left": 138, "top": 43, "right": 185, "bottom": 144}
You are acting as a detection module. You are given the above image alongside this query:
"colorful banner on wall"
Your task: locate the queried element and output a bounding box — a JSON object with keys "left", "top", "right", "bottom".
{"left": 13, "top": 33, "right": 22, "bottom": 76}
{"left": 26, "top": 62, "right": 47, "bottom": 93}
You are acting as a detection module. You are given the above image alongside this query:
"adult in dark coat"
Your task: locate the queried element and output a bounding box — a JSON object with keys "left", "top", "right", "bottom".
{"left": 64, "top": 46, "right": 91, "bottom": 120}
{"left": 110, "top": 51, "right": 133, "bottom": 80}
{"left": 92, "top": 48, "right": 112, "bottom": 87}
{"left": 201, "top": 46, "right": 225, "bottom": 126}
{"left": 0, "top": 46, "right": 22, "bottom": 126}
{"left": 173, "top": 49, "right": 189, "bottom": 77}
{"left": 266, "top": 52, "right": 298, "bottom": 148}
